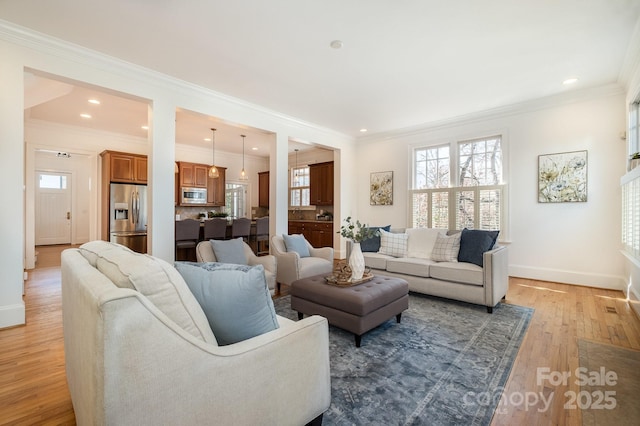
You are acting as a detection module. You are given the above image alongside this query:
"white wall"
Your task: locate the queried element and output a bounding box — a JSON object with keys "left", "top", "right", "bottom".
{"left": 0, "top": 22, "right": 356, "bottom": 328}
{"left": 356, "top": 87, "right": 627, "bottom": 290}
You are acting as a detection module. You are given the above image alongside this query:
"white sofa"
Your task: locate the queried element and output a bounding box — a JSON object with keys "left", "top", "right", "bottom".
{"left": 61, "top": 241, "right": 331, "bottom": 425}
{"left": 352, "top": 228, "right": 509, "bottom": 313}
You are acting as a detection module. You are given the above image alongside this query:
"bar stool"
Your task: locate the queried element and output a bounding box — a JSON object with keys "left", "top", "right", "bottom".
{"left": 175, "top": 219, "right": 200, "bottom": 261}
{"left": 204, "top": 218, "right": 228, "bottom": 241}
{"left": 252, "top": 216, "right": 270, "bottom": 256}
{"left": 231, "top": 217, "right": 251, "bottom": 243}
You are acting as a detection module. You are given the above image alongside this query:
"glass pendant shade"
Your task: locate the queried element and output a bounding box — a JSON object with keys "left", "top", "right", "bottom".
{"left": 209, "top": 128, "right": 219, "bottom": 178}
{"left": 239, "top": 134, "right": 248, "bottom": 181}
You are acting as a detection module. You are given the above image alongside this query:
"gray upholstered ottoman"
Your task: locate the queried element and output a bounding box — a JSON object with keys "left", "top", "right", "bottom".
{"left": 290, "top": 274, "right": 409, "bottom": 347}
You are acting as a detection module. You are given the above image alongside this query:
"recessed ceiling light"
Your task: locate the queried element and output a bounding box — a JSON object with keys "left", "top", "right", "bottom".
{"left": 360, "top": 128, "right": 368, "bottom": 133}
{"left": 141, "top": 125, "right": 149, "bottom": 130}
{"left": 251, "top": 147, "right": 259, "bottom": 151}
{"left": 88, "top": 99, "right": 100, "bottom": 105}
{"left": 330, "top": 40, "right": 343, "bottom": 49}
{"left": 204, "top": 137, "right": 211, "bottom": 142}
{"left": 562, "top": 77, "right": 579, "bottom": 85}
{"left": 80, "top": 113, "right": 91, "bottom": 119}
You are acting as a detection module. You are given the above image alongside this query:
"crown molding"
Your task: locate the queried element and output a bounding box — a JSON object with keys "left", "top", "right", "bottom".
{"left": 0, "top": 19, "right": 353, "bottom": 145}
{"left": 619, "top": 15, "right": 640, "bottom": 90}
{"left": 358, "top": 83, "right": 625, "bottom": 142}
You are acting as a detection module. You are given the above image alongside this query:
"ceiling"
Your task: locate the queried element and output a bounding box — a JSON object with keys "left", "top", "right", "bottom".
{"left": 5, "top": 1, "right": 640, "bottom": 153}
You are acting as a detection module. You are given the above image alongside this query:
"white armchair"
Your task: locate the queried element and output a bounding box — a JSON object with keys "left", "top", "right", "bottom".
{"left": 196, "top": 240, "right": 277, "bottom": 294}
{"left": 271, "top": 234, "right": 334, "bottom": 291}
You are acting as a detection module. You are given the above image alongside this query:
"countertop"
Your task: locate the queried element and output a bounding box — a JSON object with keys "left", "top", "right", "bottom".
{"left": 288, "top": 219, "right": 334, "bottom": 223}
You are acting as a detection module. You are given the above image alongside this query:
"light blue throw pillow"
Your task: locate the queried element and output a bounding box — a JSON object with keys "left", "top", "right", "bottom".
{"left": 210, "top": 238, "right": 248, "bottom": 265}
{"left": 282, "top": 234, "right": 310, "bottom": 257}
{"left": 175, "top": 262, "right": 279, "bottom": 346}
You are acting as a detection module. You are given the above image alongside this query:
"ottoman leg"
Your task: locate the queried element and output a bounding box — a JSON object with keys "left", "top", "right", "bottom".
{"left": 297, "top": 312, "right": 304, "bottom": 320}
{"left": 355, "top": 334, "right": 362, "bottom": 348}
{"left": 396, "top": 313, "right": 402, "bottom": 323}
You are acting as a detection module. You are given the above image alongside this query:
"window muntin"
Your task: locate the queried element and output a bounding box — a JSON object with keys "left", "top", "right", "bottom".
{"left": 414, "top": 145, "right": 450, "bottom": 189}
{"left": 411, "top": 136, "right": 505, "bottom": 233}
{"left": 290, "top": 166, "right": 310, "bottom": 207}
{"left": 459, "top": 137, "right": 502, "bottom": 186}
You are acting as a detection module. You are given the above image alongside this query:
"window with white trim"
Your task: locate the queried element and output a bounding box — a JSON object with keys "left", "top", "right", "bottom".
{"left": 290, "top": 166, "right": 310, "bottom": 207}
{"left": 629, "top": 101, "right": 639, "bottom": 157}
{"left": 410, "top": 136, "right": 506, "bottom": 233}
{"left": 622, "top": 100, "right": 640, "bottom": 259}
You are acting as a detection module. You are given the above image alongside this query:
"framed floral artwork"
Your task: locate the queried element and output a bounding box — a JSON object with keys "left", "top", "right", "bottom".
{"left": 370, "top": 171, "right": 393, "bottom": 205}
{"left": 538, "top": 150, "right": 587, "bottom": 203}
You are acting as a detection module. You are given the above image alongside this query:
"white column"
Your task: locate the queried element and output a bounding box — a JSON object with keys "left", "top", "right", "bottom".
{"left": 0, "top": 51, "right": 26, "bottom": 327}
{"left": 147, "top": 100, "right": 177, "bottom": 262}
{"left": 271, "top": 133, "right": 289, "bottom": 238}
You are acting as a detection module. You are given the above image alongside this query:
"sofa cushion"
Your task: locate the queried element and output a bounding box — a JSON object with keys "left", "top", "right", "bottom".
{"left": 283, "top": 234, "right": 310, "bottom": 257}
{"left": 210, "top": 238, "right": 248, "bottom": 265}
{"left": 360, "top": 225, "right": 391, "bottom": 252}
{"left": 386, "top": 257, "right": 435, "bottom": 277}
{"left": 406, "top": 228, "right": 445, "bottom": 259}
{"left": 429, "top": 261, "right": 484, "bottom": 286}
{"left": 363, "top": 252, "right": 395, "bottom": 270}
{"left": 431, "top": 232, "right": 461, "bottom": 262}
{"left": 175, "top": 262, "right": 279, "bottom": 346}
{"left": 458, "top": 229, "right": 500, "bottom": 267}
{"left": 378, "top": 229, "right": 408, "bottom": 258}
{"left": 78, "top": 240, "right": 217, "bottom": 345}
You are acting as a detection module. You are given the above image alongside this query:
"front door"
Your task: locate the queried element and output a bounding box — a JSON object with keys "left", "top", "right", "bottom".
{"left": 35, "top": 171, "right": 72, "bottom": 245}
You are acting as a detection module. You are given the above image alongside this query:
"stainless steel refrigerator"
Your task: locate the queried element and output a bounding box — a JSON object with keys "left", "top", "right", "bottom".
{"left": 109, "top": 183, "right": 147, "bottom": 253}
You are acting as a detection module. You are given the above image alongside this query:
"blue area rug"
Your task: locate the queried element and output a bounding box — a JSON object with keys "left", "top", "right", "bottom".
{"left": 273, "top": 292, "right": 533, "bottom": 425}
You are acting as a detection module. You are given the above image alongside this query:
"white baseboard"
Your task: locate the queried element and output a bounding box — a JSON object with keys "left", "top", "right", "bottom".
{"left": 0, "top": 303, "right": 25, "bottom": 329}
{"left": 626, "top": 284, "right": 640, "bottom": 319}
{"left": 509, "top": 265, "right": 625, "bottom": 291}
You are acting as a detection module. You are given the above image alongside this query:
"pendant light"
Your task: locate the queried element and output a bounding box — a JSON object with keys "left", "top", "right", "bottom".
{"left": 293, "top": 149, "right": 299, "bottom": 185}
{"left": 239, "top": 134, "right": 248, "bottom": 181}
{"left": 208, "top": 128, "right": 219, "bottom": 178}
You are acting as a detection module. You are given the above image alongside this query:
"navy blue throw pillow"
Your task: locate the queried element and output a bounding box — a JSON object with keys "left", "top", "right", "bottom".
{"left": 457, "top": 229, "right": 500, "bottom": 267}
{"left": 360, "top": 225, "right": 391, "bottom": 252}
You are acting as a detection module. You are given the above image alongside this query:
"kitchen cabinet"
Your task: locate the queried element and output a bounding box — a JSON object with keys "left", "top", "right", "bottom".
{"left": 309, "top": 161, "right": 334, "bottom": 206}
{"left": 100, "top": 150, "right": 148, "bottom": 241}
{"left": 102, "top": 151, "right": 147, "bottom": 184}
{"left": 258, "top": 171, "right": 269, "bottom": 207}
{"left": 288, "top": 220, "right": 333, "bottom": 248}
{"left": 207, "top": 166, "right": 227, "bottom": 206}
{"left": 178, "top": 162, "right": 208, "bottom": 188}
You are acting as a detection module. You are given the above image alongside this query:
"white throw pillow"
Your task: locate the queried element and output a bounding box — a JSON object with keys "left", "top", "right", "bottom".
{"left": 406, "top": 228, "right": 445, "bottom": 259}
{"left": 378, "top": 229, "right": 408, "bottom": 258}
{"left": 79, "top": 240, "right": 217, "bottom": 345}
{"left": 430, "top": 232, "right": 461, "bottom": 262}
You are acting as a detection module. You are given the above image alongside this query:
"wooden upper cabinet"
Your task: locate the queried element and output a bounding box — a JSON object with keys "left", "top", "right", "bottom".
{"left": 178, "top": 162, "right": 208, "bottom": 188}
{"left": 309, "top": 161, "right": 334, "bottom": 206}
{"left": 258, "top": 171, "right": 269, "bottom": 207}
{"left": 207, "top": 167, "right": 226, "bottom": 206}
{"left": 101, "top": 151, "right": 147, "bottom": 184}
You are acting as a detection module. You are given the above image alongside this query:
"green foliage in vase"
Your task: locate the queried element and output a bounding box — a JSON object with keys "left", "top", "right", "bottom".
{"left": 338, "top": 216, "right": 379, "bottom": 243}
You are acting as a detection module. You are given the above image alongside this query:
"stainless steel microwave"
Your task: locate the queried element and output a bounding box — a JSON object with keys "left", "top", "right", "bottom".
{"left": 181, "top": 187, "right": 207, "bottom": 204}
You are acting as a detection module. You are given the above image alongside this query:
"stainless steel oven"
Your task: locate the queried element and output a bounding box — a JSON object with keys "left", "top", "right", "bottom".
{"left": 181, "top": 187, "right": 207, "bottom": 204}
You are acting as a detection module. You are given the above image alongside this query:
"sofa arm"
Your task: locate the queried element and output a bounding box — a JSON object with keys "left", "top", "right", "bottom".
{"left": 309, "top": 246, "right": 334, "bottom": 263}
{"left": 99, "top": 294, "right": 331, "bottom": 425}
{"left": 248, "top": 253, "right": 277, "bottom": 276}
{"left": 274, "top": 250, "right": 302, "bottom": 286}
{"left": 483, "top": 245, "right": 509, "bottom": 309}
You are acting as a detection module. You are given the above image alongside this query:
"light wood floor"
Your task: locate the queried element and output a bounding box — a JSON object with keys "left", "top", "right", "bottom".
{"left": 1, "top": 245, "right": 639, "bottom": 425}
